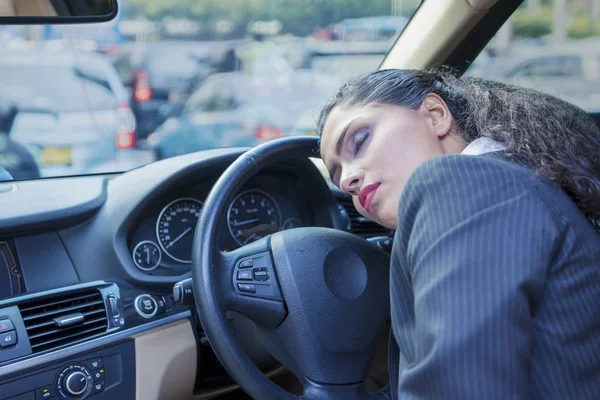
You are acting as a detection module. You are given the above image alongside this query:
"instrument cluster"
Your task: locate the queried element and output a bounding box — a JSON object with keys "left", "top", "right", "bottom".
{"left": 128, "top": 176, "right": 310, "bottom": 275}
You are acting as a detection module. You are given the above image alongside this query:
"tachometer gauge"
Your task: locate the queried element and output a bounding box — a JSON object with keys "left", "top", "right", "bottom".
{"left": 132, "top": 241, "right": 161, "bottom": 271}
{"left": 228, "top": 190, "right": 281, "bottom": 246}
{"left": 156, "top": 198, "right": 203, "bottom": 263}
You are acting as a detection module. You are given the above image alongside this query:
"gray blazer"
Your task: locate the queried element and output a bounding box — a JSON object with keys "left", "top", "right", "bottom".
{"left": 390, "top": 153, "right": 600, "bottom": 399}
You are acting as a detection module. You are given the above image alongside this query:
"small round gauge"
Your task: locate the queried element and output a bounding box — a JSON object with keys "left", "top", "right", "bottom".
{"left": 228, "top": 190, "right": 281, "bottom": 246}
{"left": 156, "top": 198, "right": 203, "bottom": 263}
{"left": 132, "top": 241, "right": 161, "bottom": 271}
{"left": 282, "top": 218, "right": 302, "bottom": 231}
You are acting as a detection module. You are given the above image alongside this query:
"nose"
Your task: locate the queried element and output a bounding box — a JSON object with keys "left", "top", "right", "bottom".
{"left": 340, "top": 167, "right": 364, "bottom": 195}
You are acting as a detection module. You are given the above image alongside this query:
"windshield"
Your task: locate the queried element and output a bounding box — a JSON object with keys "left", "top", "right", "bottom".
{"left": 0, "top": 1, "right": 421, "bottom": 180}
{"left": 0, "top": 65, "right": 118, "bottom": 112}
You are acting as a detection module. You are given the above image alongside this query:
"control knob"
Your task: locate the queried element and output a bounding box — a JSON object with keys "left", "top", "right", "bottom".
{"left": 64, "top": 371, "right": 88, "bottom": 396}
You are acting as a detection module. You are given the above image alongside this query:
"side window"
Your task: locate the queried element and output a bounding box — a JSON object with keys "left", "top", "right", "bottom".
{"left": 466, "top": 1, "right": 598, "bottom": 116}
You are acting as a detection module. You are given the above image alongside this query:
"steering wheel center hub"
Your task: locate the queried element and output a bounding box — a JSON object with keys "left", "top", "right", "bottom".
{"left": 323, "top": 248, "right": 368, "bottom": 300}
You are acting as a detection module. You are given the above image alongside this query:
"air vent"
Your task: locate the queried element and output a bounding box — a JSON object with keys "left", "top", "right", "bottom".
{"left": 337, "top": 196, "right": 392, "bottom": 238}
{"left": 19, "top": 289, "right": 108, "bottom": 353}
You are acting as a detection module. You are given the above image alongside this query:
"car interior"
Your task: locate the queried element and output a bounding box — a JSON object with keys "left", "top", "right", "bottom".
{"left": 0, "top": 0, "right": 591, "bottom": 399}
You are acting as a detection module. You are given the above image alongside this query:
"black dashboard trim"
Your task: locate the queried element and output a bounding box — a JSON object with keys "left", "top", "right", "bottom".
{"left": 0, "top": 176, "right": 107, "bottom": 236}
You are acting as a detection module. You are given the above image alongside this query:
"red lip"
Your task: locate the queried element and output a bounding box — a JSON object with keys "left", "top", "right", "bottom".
{"left": 358, "top": 182, "right": 381, "bottom": 211}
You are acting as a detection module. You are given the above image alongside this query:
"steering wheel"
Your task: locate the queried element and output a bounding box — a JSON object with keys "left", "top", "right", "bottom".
{"left": 192, "top": 136, "right": 390, "bottom": 399}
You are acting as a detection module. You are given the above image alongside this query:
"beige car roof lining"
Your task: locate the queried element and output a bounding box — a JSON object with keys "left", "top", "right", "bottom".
{"left": 0, "top": 0, "right": 57, "bottom": 17}
{"left": 382, "top": 0, "right": 499, "bottom": 70}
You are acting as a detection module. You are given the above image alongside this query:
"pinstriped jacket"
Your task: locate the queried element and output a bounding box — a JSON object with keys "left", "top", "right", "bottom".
{"left": 390, "top": 151, "right": 600, "bottom": 399}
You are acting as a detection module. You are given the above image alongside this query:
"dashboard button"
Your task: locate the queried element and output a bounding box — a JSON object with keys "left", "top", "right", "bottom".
{"left": 35, "top": 386, "right": 55, "bottom": 399}
{"left": 237, "top": 270, "right": 253, "bottom": 280}
{"left": 85, "top": 358, "right": 103, "bottom": 370}
{"left": 92, "top": 368, "right": 105, "bottom": 381}
{"left": 239, "top": 259, "right": 253, "bottom": 269}
{"left": 238, "top": 283, "right": 256, "bottom": 293}
{"left": 108, "top": 295, "right": 119, "bottom": 317}
{"left": 91, "top": 381, "right": 105, "bottom": 395}
{"left": 0, "top": 319, "right": 14, "bottom": 333}
{"left": 156, "top": 296, "right": 167, "bottom": 314}
{"left": 0, "top": 330, "right": 17, "bottom": 347}
{"left": 135, "top": 295, "right": 158, "bottom": 319}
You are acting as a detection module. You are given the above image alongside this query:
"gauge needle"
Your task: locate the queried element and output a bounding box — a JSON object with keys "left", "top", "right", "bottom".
{"left": 243, "top": 232, "right": 257, "bottom": 244}
{"left": 144, "top": 248, "right": 150, "bottom": 265}
{"left": 234, "top": 218, "right": 260, "bottom": 227}
{"left": 167, "top": 227, "right": 192, "bottom": 248}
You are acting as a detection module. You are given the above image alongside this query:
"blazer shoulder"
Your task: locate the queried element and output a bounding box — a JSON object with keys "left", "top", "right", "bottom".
{"left": 408, "top": 154, "right": 537, "bottom": 191}
{"left": 399, "top": 154, "right": 539, "bottom": 214}
{"left": 396, "top": 154, "right": 562, "bottom": 245}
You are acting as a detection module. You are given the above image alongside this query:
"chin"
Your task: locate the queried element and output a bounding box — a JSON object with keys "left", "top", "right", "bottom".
{"left": 376, "top": 211, "right": 397, "bottom": 230}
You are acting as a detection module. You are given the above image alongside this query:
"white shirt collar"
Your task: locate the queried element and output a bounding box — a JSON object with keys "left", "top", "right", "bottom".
{"left": 461, "top": 137, "right": 507, "bottom": 156}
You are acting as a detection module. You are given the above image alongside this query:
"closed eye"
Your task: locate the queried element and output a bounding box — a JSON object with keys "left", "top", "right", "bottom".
{"left": 354, "top": 129, "right": 370, "bottom": 155}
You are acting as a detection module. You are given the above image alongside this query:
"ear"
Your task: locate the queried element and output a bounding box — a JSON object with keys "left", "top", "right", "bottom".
{"left": 421, "top": 93, "right": 453, "bottom": 138}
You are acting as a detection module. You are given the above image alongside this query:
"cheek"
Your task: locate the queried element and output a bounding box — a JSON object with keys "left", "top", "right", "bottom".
{"left": 378, "top": 117, "right": 442, "bottom": 159}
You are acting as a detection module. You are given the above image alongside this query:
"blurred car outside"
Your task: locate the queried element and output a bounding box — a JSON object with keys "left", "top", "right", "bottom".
{"left": 129, "top": 41, "right": 227, "bottom": 143}
{"left": 0, "top": 50, "right": 137, "bottom": 178}
{"left": 0, "top": 98, "right": 40, "bottom": 180}
{"left": 300, "top": 39, "right": 391, "bottom": 82}
{"left": 331, "top": 16, "right": 409, "bottom": 42}
{"left": 149, "top": 69, "right": 342, "bottom": 160}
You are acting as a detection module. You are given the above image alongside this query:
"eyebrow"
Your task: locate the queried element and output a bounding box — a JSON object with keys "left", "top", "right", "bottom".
{"left": 328, "top": 118, "right": 359, "bottom": 182}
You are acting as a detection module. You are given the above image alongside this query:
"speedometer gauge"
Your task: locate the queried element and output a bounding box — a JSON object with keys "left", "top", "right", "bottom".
{"left": 156, "top": 198, "right": 203, "bottom": 263}
{"left": 227, "top": 190, "right": 281, "bottom": 246}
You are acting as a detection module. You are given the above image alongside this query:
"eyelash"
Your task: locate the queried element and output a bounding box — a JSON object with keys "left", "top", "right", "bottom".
{"left": 354, "top": 130, "right": 370, "bottom": 155}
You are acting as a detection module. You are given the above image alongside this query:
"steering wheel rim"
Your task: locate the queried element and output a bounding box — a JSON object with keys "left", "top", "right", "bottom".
{"left": 192, "top": 136, "right": 390, "bottom": 399}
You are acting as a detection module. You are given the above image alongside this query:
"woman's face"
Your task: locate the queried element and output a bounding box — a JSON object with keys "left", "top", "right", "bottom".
{"left": 320, "top": 95, "right": 464, "bottom": 229}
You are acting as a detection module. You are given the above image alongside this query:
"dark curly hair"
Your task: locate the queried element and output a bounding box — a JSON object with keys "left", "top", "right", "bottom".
{"left": 317, "top": 69, "right": 600, "bottom": 224}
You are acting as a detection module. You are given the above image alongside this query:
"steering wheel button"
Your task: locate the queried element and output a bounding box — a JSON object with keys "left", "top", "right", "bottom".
{"left": 238, "top": 283, "right": 256, "bottom": 293}
{"left": 239, "top": 259, "right": 253, "bottom": 268}
{"left": 253, "top": 269, "right": 268, "bottom": 281}
{"left": 237, "top": 270, "right": 253, "bottom": 280}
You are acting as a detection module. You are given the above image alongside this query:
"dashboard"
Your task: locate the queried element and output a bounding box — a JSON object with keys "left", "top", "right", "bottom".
{"left": 0, "top": 146, "right": 391, "bottom": 400}
{"left": 128, "top": 172, "right": 316, "bottom": 276}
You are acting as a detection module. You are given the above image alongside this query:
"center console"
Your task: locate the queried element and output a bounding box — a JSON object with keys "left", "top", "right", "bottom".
{"left": 1, "top": 341, "right": 135, "bottom": 400}
{"left": 0, "top": 280, "right": 194, "bottom": 400}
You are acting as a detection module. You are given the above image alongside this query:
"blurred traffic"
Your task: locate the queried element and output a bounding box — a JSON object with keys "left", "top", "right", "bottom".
{"left": 1, "top": 0, "right": 600, "bottom": 180}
